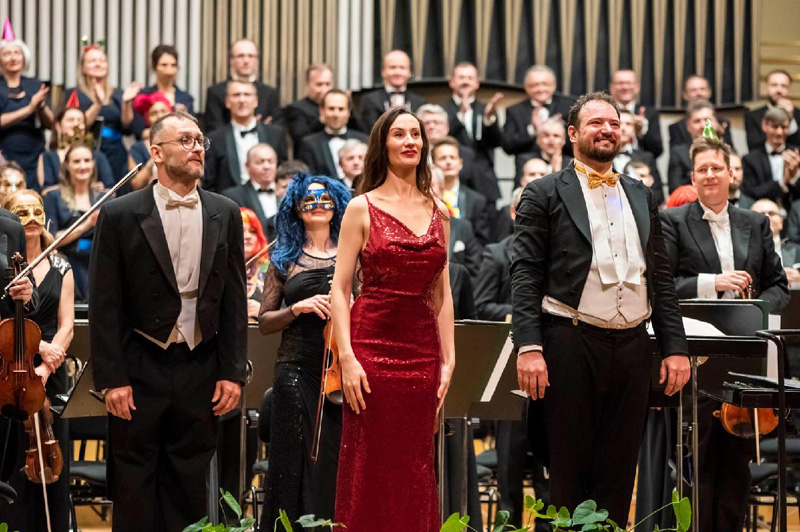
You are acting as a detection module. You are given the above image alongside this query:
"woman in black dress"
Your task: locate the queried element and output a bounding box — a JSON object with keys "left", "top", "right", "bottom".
{"left": 0, "top": 189, "right": 75, "bottom": 532}
{"left": 43, "top": 144, "right": 105, "bottom": 302}
{"left": 257, "top": 174, "right": 351, "bottom": 530}
{"left": 0, "top": 35, "right": 54, "bottom": 184}
{"left": 133, "top": 45, "right": 194, "bottom": 139}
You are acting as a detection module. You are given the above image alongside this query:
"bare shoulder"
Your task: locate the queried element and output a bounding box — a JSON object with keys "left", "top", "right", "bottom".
{"left": 434, "top": 198, "right": 450, "bottom": 222}
{"left": 346, "top": 194, "right": 369, "bottom": 214}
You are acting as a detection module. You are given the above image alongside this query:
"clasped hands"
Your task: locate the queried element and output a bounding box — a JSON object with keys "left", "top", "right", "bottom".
{"left": 105, "top": 379, "right": 241, "bottom": 420}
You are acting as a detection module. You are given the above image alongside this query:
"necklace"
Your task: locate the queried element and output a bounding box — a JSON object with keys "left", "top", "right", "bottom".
{"left": 302, "top": 250, "right": 336, "bottom": 261}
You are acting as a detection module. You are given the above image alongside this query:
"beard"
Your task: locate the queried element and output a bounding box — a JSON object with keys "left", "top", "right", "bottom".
{"left": 164, "top": 157, "right": 203, "bottom": 184}
{"left": 577, "top": 135, "right": 620, "bottom": 163}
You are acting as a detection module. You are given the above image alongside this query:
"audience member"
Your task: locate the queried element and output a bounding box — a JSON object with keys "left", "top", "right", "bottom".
{"left": 528, "top": 117, "right": 570, "bottom": 184}
{"left": 133, "top": 45, "right": 194, "bottom": 137}
{"left": 0, "top": 29, "right": 53, "bottom": 184}
{"left": 751, "top": 198, "right": 800, "bottom": 286}
{"left": 0, "top": 161, "right": 24, "bottom": 203}
{"left": 38, "top": 105, "right": 115, "bottom": 191}
{"left": 741, "top": 107, "right": 800, "bottom": 206}
{"left": 242, "top": 206, "right": 270, "bottom": 321}
{"left": 667, "top": 100, "right": 720, "bottom": 192}
{"left": 745, "top": 69, "right": 800, "bottom": 150}
{"left": 665, "top": 184, "right": 699, "bottom": 209}
{"left": 295, "top": 89, "right": 368, "bottom": 179}
{"left": 338, "top": 139, "right": 367, "bottom": 190}
{"left": 222, "top": 143, "right": 279, "bottom": 240}
{"left": 614, "top": 109, "right": 663, "bottom": 203}
{"left": 358, "top": 50, "right": 424, "bottom": 131}
{"left": 43, "top": 145, "right": 106, "bottom": 302}
{"left": 520, "top": 157, "right": 550, "bottom": 188}
{"left": 275, "top": 160, "right": 309, "bottom": 201}
{"left": 609, "top": 69, "right": 662, "bottom": 157}
{"left": 502, "top": 65, "right": 574, "bottom": 177}
{"left": 205, "top": 39, "right": 281, "bottom": 133}
{"left": 283, "top": 64, "right": 337, "bottom": 144}
{"left": 727, "top": 153, "right": 754, "bottom": 209}
{"left": 668, "top": 75, "right": 734, "bottom": 147}
{"left": 129, "top": 90, "right": 172, "bottom": 190}
{"left": 204, "top": 80, "right": 287, "bottom": 192}
{"left": 444, "top": 61, "right": 503, "bottom": 201}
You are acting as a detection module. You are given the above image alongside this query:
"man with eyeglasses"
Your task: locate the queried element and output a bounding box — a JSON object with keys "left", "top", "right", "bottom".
{"left": 742, "top": 106, "right": 800, "bottom": 207}
{"left": 204, "top": 39, "right": 282, "bottom": 133}
{"left": 89, "top": 110, "right": 247, "bottom": 531}
{"left": 660, "top": 136, "right": 789, "bottom": 532}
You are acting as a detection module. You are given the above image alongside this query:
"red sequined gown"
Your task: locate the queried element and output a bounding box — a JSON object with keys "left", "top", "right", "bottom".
{"left": 335, "top": 194, "right": 446, "bottom": 531}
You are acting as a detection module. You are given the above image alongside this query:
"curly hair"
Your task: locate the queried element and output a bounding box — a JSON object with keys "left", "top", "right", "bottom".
{"left": 269, "top": 173, "right": 351, "bottom": 276}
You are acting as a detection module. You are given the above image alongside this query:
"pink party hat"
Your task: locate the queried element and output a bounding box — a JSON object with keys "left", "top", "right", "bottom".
{"left": 2, "top": 18, "right": 15, "bottom": 42}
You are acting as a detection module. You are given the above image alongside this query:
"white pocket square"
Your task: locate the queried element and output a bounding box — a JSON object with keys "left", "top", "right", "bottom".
{"left": 453, "top": 240, "right": 465, "bottom": 253}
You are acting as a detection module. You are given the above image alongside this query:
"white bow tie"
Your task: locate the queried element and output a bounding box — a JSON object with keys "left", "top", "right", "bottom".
{"left": 702, "top": 210, "right": 728, "bottom": 225}
{"left": 166, "top": 195, "right": 199, "bottom": 210}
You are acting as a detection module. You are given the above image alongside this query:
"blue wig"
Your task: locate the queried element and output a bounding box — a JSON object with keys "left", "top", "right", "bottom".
{"left": 270, "top": 173, "right": 352, "bottom": 276}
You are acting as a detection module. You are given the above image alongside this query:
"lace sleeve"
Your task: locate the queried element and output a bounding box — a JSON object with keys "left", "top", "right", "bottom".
{"left": 258, "top": 263, "right": 296, "bottom": 335}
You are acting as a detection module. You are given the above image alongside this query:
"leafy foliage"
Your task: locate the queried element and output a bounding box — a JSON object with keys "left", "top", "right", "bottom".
{"left": 181, "top": 489, "right": 255, "bottom": 532}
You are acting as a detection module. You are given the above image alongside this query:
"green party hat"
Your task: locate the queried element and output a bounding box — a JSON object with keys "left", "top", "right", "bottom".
{"left": 702, "top": 118, "right": 719, "bottom": 141}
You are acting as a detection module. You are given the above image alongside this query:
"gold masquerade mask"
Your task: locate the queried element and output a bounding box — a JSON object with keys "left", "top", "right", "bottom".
{"left": 11, "top": 202, "right": 46, "bottom": 226}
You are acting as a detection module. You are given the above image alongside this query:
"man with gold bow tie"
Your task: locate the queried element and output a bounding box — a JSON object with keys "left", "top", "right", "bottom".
{"left": 660, "top": 136, "right": 789, "bottom": 532}
{"left": 511, "top": 92, "right": 690, "bottom": 525}
{"left": 89, "top": 110, "right": 247, "bottom": 531}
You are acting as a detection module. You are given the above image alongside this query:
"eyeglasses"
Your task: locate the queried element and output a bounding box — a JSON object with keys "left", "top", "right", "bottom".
{"left": 156, "top": 136, "right": 211, "bottom": 151}
{"left": 693, "top": 165, "right": 728, "bottom": 177}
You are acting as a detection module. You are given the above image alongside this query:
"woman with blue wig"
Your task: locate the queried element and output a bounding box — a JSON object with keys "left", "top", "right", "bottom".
{"left": 257, "top": 173, "right": 351, "bottom": 529}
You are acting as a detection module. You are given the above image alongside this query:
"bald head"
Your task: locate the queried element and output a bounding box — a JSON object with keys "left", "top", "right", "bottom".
{"left": 382, "top": 50, "right": 412, "bottom": 90}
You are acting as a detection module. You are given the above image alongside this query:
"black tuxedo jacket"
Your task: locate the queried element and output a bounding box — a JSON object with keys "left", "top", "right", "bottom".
{"left": 283, "top": 97, "right": 363, "bottom": 145}
{"left": 450, "top": 262, "right": 477, "bottom": 320}
{"left": 358, "top": 88, "right": 425, "bottom": 132}
{"left": 660, "top": 201, "right": 790, "bottom": 313}
{"left": 475, "top": 235, "right": 513, "bottom": 321}
{"left": 295, "top": 129, "right": 369, "bottom": 178}
{"left": 203, "top": 80, "right": 282, "bottom": 133}
{"left": 445, "top": 98, "right": 502, "bottom": 201}
{"left": 616, "top": 148, "right": 664, "bottom": 205}
{"left": 667, "top": 144, "right": 692, "bottom": 193}
{"left": 745, "top": 106, "right": 800, "bottom": 151}
{"left": 742, "top": 146, "right": 800, "bottom": 204}
{"left": 89, "top": 184, "right": 248, "bottom": 390}
{"left": 510, "top": 166, "right": 688, "bottom": 356}
{"left": 457, "top": 185, "right": 491, "bottom": 245}
{"left": 782, "top": 241, "right": 800, "bottom": 269}
{"left": 203, "top": 122, "right": 288, "bottom": 193}
{"left": 668, "top": 116, "right": 734, "bottom": 149}
{"left": 787, "top": 200, "right": 800, "bottom": 244}
{"left": 448, "top": 217, "right": 482, "bottom": 280}
{"left": 635, "top": 105, "right": 664, "bottom": 158}
{"left": 221, "top": 182, "right": 277, "bottom": 241}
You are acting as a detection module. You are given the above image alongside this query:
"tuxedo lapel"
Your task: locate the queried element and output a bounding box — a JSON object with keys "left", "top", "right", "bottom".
{"left": 243, "top": 183, "right": 268, "bottom": 222}
{"left": 555, "top": 168, "right": 591, "bottom": 244}
{"left": 224, "top": 125, "right": 242, "bottom": 185}
{"left": 619, "top": 178, "right": 649, "bottom": 251}
{"left": 137, "top": 186, "right": 179, "bottom": 294}
{"left": 686, "top": 202, "right": 723, "bottom": 272}
{"left": 729, "top": 208, "right": 752, "bottom": 271}
{"left": 198, "top": 190, "right": 222, "bottom": 298}
{"left": 318, "top": 137, "right": 338, "bottom": 177}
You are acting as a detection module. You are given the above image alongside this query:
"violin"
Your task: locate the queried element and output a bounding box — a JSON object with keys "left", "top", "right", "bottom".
{"left": 714, "top": 403, "right": 779, "bottom": 439}
{"left": 311, "top": 318, "right": 343, "bottom": 462}
{"left": 0, "top": 253, "right": 45, "bottom": 418}
{"left": 24, "top": 396, "right": 63, "bottom": 484}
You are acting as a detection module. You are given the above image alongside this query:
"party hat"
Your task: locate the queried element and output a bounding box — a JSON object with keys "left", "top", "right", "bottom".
{"left": 702, "top": 118, "right": 719, "bottom": 141}
{"left": 66, "top": 90, "right": 80, "bottom": 109}
{"left": 2, "top": 18, "right": 15, "bottom": 42}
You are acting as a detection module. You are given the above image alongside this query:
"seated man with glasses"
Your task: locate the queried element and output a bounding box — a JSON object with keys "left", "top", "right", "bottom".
{"left": 89, "top": 110, "right": 247, "bottom": 531}
{"left": 660, "top": 135, "right": 789, "bottom": 532}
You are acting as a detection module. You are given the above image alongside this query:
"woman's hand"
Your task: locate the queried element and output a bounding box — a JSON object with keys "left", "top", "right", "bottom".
{"left": 435, "top": 363, "right": 454, "bottom": 417}
{"left": 291, "top": 294, "right": 331, "bottom": 320}
{"left": 39, "top": 341, "right": 66, "bottom": 373}
{"left": 122, "top": 82, "right": 142, "bottom": 103}
{"left": 246, "top": 299, "right": 260, "bottom": 320}
{"left": 34, "top": 364, "right": 51, "bottom": 385}
{"left": 28, "top": 84, "right": 49, "bottom": 114}
{"left": 340, "top": 352, "right": 370, "bottom": 414}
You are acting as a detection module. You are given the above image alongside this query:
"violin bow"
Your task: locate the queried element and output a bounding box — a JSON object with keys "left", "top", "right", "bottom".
{"left": 32, "top": 411, "right": 53, "bottom": 532}
{"left": 245, "top": 239, "right": 276, "bottom": 269}
{"left": 2, "top": 164, "right": 143, "bottom": 295}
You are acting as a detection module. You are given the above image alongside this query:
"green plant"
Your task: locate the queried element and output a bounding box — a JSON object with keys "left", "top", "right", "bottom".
{"left": 0, "top": 524, "right": 19, "bottom": 532}
{"left": 440, "top": 489, "right": 691, "bottom": 532}
{"left": 274, "top": 510, "right": 343, "bottom": 531}
{"left": 182, "top": 489, "right": 256, "bottom": 532}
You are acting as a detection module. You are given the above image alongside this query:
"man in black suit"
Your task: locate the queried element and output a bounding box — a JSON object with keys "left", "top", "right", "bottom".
{"left": 204, "top": 39, "right": 281, "bottom": 133}
{"left": 742, "top": 107, "right": 800, "bottom": 207}
{"left": 728, "top": 153, "right": 755, "bottom": 209}
{"left": 337, "top": 139, "right": 367, "bottom": 191}
{"left": 609, "top": 69, "right": 662, "bottom": 158}
{"left": 668, "top": 75, "right": 734, "bottom": 148}
{"left": 660, "top": 137, "right": 789, "bottom": 532}
{"left": 89, "top": 111, "right": 247, "bottom": 531}
{"left": 222, "top": 143, "right": 279, "bottom": 240}
{"left": 502, "top": 65, "right": 575, "bottom": 178}
{"left": 668, "top": 100, "right": 721, "bottom": 193}
{"left": 204, "top": 80, "right": 287, "bottom": 193}
{"left": 432, "top": 137, "right": 492, "bottom": 245}
{"left": 615, "top": 109, "right": 664, "bottom": 204}
{"left": 745, "top": 69, "right": 800, "bottom": 151}
{"left": 751, "top": 198, "right": 800, "bottom": 286}
{"left": 358, "top": 50, "right": 424, "bottom": 132}
{"left": 512, "top": 92, "right": 689, "bottom": 524}
{"left": 444, "top": 62, "right": 504, "bottom": 202}
{"left": 284, "top": 65, "right": 332, "bottom": 144}
{"left": 295, "top": 89, "right": 368, "bottom": 180}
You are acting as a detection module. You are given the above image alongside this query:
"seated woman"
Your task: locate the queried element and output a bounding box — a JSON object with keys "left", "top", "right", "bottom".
{"left": 0, "top": 161, "right": 25, "bottom": 204}
{"left": 43, "top": 144, "right": 105, "bottom": 302}
{"left": 243, "top": 206, "right": 270, "bottom": 322}
{"left": 0, "top": 189, "right": 75, "bottom": 532}
{"left": 132, "top": 44, "right": 194, "bottom": 138}
{"left": 128, "top": 90, "right": 171, "bottom": 190}
{"left": 36, "top": 105, "right": 114, "bottom": 191}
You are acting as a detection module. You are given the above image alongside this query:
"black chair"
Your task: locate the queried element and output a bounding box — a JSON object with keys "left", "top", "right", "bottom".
{"left": 0, "top": 480, "right": 16, "bottom": 504}
{"left": 68, "top": 416, "right": 111, "bottom": 527}
{"left": 243, "top": 387, "right": 273, "bottom": 529}
{"left": 476, "top": 448, "right": 501, "bottom": 531}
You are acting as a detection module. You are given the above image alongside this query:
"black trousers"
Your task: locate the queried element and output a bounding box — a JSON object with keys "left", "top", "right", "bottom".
{"left": 108, "top": 336, "right": 218, "bottom": 532}
{"left": 535, "top": 317, "right": 651, "bottom": 526}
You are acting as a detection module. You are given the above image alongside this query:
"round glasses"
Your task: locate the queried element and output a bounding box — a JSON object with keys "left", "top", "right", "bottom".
{"left": 156, "top": 135, "right": 211, "bottom": 151}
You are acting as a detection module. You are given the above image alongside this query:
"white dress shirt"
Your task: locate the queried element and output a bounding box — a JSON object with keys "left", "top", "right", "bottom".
{"left": 138, "top": 182, "right": 204, "bottom": 350}
{"left": 251, "top": 181, "right": 278, "bottom": 218}
{"left": 527, "top": 98, "right": 552, "bottom": 137}
{"left": 696, "top": 201, "right": 736, "bottom": 300}
{"left": 385, "top": 84, "right": 407, "bottom": 109}
{"left": 613, "top": 145, "right": 634, "bottom": 175}
{"left": 325, "top": 126, "right": 347, "bottom": 179}
{"left": 232, "top": 118, "right": 259, "bottom": 184}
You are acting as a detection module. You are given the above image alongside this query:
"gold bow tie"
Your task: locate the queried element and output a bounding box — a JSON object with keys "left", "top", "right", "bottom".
{"left": 587, "top": 171, "right": 618, "bottom": 189}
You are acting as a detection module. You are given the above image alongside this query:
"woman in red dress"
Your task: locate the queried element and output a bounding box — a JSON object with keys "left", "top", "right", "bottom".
{"left": 330, "top": 107, "right": 456, "bottom": 531}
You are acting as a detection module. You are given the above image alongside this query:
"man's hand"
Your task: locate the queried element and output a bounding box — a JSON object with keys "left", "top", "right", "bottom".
{"left": 714, "top": 270, "right": 752, "bottom": 297}
{"left": 105, "top": 386, "right": 136, "bottom": 420}
{"left": 632, "top": 107, "right": 647, "bottom": 137}
{"left": 484, "top": 92, "right": 504, "bottom": 120}
{"left": 530, "top": 105, "right": 544, "bottom": 135}
{"left": 777, "top": 97, "right": 795, "bottom": 116}
{"left": 517, "top": 350, "right": 549, "bottom": 400}
{"left": 785, "top": 267, "right": 800, "bottom": 286}
{"left": 783, "top": 149, "right": 800, "bottom": 184}
{"left": 660, "top": 355, "right": 690, "bottom": 396}
{"left": 8, "top": 276, "right": 33, "bottom": 306}
{"left": 212, "top": 380, "right": 241, "bottom": 416}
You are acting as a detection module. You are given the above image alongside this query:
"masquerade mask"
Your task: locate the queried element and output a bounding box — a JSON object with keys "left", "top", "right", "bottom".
{"left": 300, "top": 188, "right": 335, "bottom": 213}
{"left": 11, "top": 202, "right": 45, "bottom": 226}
